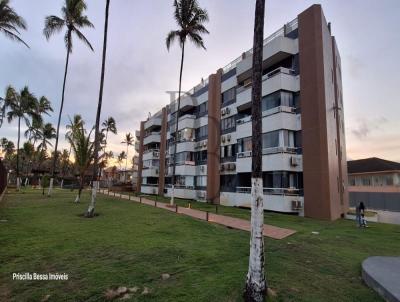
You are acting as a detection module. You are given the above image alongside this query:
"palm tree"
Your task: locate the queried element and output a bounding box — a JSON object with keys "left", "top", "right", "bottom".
{"left": 0, "top": 0, "right": 29, "bottom": 48}
{"left": 166, "top": 0, "right": 209, "bottom": 205}
{"left": 65, "top": 114, "right": 85, "bottom": 161}
{"left": 37, "top": 123, "right": 56, "bottom": 153}
{"left": 244, "top": 0, "right": 266, "bottom": 301}
{"left": 21, "top": 141, "right": 34, "bottom": 183}
{"left": 121, "top": 132, "right": 134, "bottom": 182}
{"left": 101, "top": 116, "right": 117, "bottom": 151}
{"left": 67, "top": 125, "right": 93, "bottom": 204}
{"left": 89, "top": 0, "right": 111, "bottom": 218}
{"left": 117, "top": 151, "right": 126, "bottom": 170}
{"left": 4, "top": 86, "right": 39, "bottom": 190}
{"left": 24, "top": 117, "right": 43, "bottom": 147}
{"left": 43, "top": 0, "right": 94, "bottom": 196}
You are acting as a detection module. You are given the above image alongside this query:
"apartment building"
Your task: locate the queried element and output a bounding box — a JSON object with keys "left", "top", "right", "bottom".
{"left": 135, "top": 4, "right": 348, "bottom": 220}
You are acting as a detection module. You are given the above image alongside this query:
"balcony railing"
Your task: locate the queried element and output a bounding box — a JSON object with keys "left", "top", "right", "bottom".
{"left": 237, "top": 147, "right": 301, "bottom": 158}
{"left": 143, "top": 149, "right": 160, "bottom": 157}
{"left": 236, "top": 67, "right": 296, "bottom": 94}
{"left": 141, "top": 183, "right": 158, "bottom": 187}
{"left": 144, "top": 131, "right": 161, "bottom": 138}
{"left": 236, "top": 187, "right": 302, "bottom": 196}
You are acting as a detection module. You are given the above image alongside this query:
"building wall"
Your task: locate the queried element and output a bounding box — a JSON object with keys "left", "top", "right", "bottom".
{"left": 207, "top": 70, "right": 222, "bottom": 204}
{"left": 158, "top": 107, "right": 168, "bottom": 195}
{"left": 136, "top": 121, "right": 145, "bottom": 192}
{"left": 299, "top": 4, "right": 346, "bottom": 220}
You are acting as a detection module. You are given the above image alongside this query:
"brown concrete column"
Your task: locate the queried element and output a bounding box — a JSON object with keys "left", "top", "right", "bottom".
{"left": 158, "top": 107, "right": 168, "bottom": 195}
{"left": 136, "top": 121, "right": 145, "bottom": 193}
{"left": 332, "top": 36, "right": 349, "bottom": 215}
{"left": 298, "top": 4, "right": 343, "bottom": 220}
{"left": 206, "top": 69, "right": 222, "bottom": 204}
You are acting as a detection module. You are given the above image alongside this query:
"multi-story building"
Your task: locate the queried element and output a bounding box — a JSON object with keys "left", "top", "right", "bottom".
{"left": 135, "top": 4, "right": 348, "bottom": 220}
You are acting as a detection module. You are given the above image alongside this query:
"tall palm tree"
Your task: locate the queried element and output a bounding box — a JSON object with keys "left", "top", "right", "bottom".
{"left": 43, "top": 0, "right": 94, "bottom": 196}
{"left": 121, "top": 132, "right": 134, "bottom": 182}
{"left": 4, "top": 86, "right": 39, "bottom": 190}
{"left": 24, "top": 117, "right": 43, "bottom": 147}
{"left": 65, "top": 114, "right": 85, "bottom": 159}
{"left": 166, "top": 0, "right": 209, "bottom": 205}
{"left": 89, "top": 0, "right": 111, "bottom": 218}
{"left": 101, "top": 116, "right": 117, "bottom": 151}
{"left": 0, "top": 0, "right": 29, "bottom": 48}
{"left": 66, "top": 125, "right": 93, "bottom": 204}
{"left": 244, "top": 1, "right": 266, "bottom": 301}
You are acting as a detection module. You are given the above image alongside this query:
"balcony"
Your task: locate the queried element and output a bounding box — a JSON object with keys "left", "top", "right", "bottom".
{"left": 220, "top": 190, "right": 303, "bottom": 213}
{"left": 164, "top": 186, "right": 197, "bottom": 199}
{"left": 167, "top": 162, "right": 196, "bottom": 176}
{"left": 134, "top": 141, "right": 140, "bottom": 152}
{"left": 169, "top": 141, "right": 196, "bottom": 153}
{"left": 143, "top": 132, "right": 161, "bottom": 145}
{"left": 236, "top": 36, "right": 299, "bottom": 81}
{"left": 236, "top": 151, "right": 302, "bottom": 173}
{"left": 141, "top": 184, "right": 158, "bottom": 195}
{"left": 236, "top": 108, "right": 300, "bottom": 139}
{"left": 144, "top": 117, "right": 162, "bottom": 131}
{"left": 143, "top": 149, "right": 160, "bottom": 161}
{"left": 236, "top": 67, "right": 299, "bottom": 110}
{"left": 142, "top": 167, "right": 159, "bottom": 178}
{"left": 170, "top": 114, "right": 196, "bottom": 133}
{"left": 170, "top": 94, "right": 196, "bottom": 113}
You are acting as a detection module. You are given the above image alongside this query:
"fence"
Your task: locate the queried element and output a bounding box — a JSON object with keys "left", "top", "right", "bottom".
{"left": 349, "top": 192, "right": 400, "bottom": 212}
{"left": 0, "top": 159, "right": 7, "bottom": 201}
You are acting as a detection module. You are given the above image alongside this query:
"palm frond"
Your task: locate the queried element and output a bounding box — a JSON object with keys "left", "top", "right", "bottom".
{"left": 43, "top": 15, "right": 65, "bottom": 40}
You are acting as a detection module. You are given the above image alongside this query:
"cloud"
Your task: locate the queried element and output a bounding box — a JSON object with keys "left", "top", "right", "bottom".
{"left": 350, "top": 117, "right": 388, "bottom": 140}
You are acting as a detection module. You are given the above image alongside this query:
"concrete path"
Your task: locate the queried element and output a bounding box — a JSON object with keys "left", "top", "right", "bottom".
{"left": 362, "top": 256, "right": 400, "bottom": 302}
{"left": 99, "top": 190, "right": 296, "bottom": 240}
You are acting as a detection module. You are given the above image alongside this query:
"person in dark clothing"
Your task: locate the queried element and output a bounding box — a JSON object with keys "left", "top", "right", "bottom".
{"left": 356, "top": 202, "right": 367, "bottom": 227}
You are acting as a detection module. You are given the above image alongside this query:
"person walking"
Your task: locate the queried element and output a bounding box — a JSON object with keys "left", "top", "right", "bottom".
{"left": 356, "top": 202, "right": 366, "bottom": 227}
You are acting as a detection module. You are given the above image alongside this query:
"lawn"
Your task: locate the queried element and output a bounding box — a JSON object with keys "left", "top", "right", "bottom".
{"left": 0, "top": 189, "right": 399, "bottom": 301}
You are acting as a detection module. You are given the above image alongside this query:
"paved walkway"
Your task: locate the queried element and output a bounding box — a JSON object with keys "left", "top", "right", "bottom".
{"left": 362, "top": 256, "right": 400, "bottom": 302}
{"left": 99, "top": 190, "right": 296, "bottom": 240}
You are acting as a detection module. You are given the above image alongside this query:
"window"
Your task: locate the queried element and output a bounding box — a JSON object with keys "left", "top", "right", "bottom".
{"left": 349, "top": 177, "right": 356, "bottom": 186}
{"left": 222, "top": 87, "right": 236, "bottom": 105}
{"left": 197, "top": 101, "right": 208, "bottom": 117}
{"left": 221, "top": 116, "right": 236, "bottom": 133}
{"left": 174, "top": 152, "right": 195, "bottom": 165}
{"left": 238, "top": 137, "right": 252, "bottom": 153}
{"left": 294, "top": 131, "right": 302, "bottom": 148}
{"left": 262, "top": 130, "right": 280, "bottom": 149}
{"left": 385, "top": 175, "right": 394, "bottom": 186}
{"left": 261, "top": 91, "right": 295, "bottom": 111}
{"left": 175, "top": 175, "right": 186, "bottom": 186}
{"left": 362, "top": 177, "right": 371, "bottom": 186}
{"left": 177, "top": 128, "right": 195, "bottom": 142}
{"left": 195, "top": 176, "right": 207, "bottom": 188}
{"left": 143, "top": 159, "right": 160, "bottom": 168}
{"left": 196, "top": 125, "right": 208, "bottom": 141}
{"left": 220, "top": 175, "right": 237, "bottom": 192}
{"left": 195, "top": 150, "right": 207, "bottom": 165}
{"left": 221, "top": 144, "right": 236, "bottom": 162}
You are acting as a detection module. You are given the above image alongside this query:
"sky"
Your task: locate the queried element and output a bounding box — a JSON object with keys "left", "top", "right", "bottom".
{"left": 1, "top": 0, "right": 400, "bottom": 163}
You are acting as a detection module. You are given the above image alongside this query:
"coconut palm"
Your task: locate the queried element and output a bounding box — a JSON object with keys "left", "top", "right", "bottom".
{"left": 37, "top": 123, "right": 56, "bottom": 153}
{"left": 89, "top": 0, "right": 111, "bottom": 218}
{"left": 166, "top": 0, "right": 209, "bottom": 205}
{"left": 43, "top": 0, "right": 94, "bottom": 196}
{"left": 67, "top": 125, "right": 93, "bottom": 204}
{"left": 66, "top": 114, "right": 85, "bottom": 158}
{"left": 0, "top": 0, "right": 29, "bottom": 48}
{"left": 121, "top": 132, "right": 134, "bottom": 182}
{"left": 244, "top": 1, "right": 267, "bottom": 301}
{"left": 0, "top": 95, "right": 5, "bottom": 127}
{"left": 101, "top": 116, "right": 117, "bottom": 151}
{"left": 117, "top": 151, "right": 126, "bottom": 170}
{"left": 24, "top": 117, "right": 42, "bottom": 147}
{"left": 4, "top": 86, "right": 39, "bottom": 189}
{"left": 21, "top": 141, "right": 34, "bottom": 183}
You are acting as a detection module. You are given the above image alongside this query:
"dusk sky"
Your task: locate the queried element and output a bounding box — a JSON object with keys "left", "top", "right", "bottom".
{"left": 1, "top": 0, "right": 399, "bottom": 162}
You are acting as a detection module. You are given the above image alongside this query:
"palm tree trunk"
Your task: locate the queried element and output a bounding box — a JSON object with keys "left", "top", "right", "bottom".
{"left": 88, "top": 0, "right": 110, "bottom": 218}
{"left": 49, "top": 33, "right": 71, "bottom": 197}
{"left": 125, "top": 144, "right": 128, "bottom": 183}
{"left": 16, "top": 116, "right": 21, "bottom": 190}
{"left": 170, "top": 40, "right": 185, "bottom": 205}
{"left": 75, "top": 178, "right": 83, "bottom": 203}
{"left": 244, "top": 1, "right": 266, "bottom": 301}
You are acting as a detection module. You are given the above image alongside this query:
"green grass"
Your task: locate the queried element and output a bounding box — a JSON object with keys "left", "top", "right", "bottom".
{"left": 0, "top": 189, "right": 399, "bottom": 301}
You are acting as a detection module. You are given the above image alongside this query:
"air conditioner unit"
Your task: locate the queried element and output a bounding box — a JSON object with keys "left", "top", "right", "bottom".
{"left": 227, "top": 134, "right": 231, "bottom": 142}
{"left": 221, "top": 108, "right": 226, "bottom": 115}
{"left": 290, "top": 156, "right": 300, "bottom": 166}
{"left": 229, "top": 163, "right": 235, "bottom": 170}
{"left": 291, "top": 200, "right": 302, "bottom": 211}
{"left": 200, "top": 166, "right": 205, "bottom": 172}
{"left": 203, "top": 140, "right": 207, "bottom": 147}
{"left": 226, "top": 107, "right": 230, "bottom": 114}
{"left": 222, "top": 136, "right": 226, "bottom": 143}
{"left": 221, "top": 164, "right": 225, "bottom": 171}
